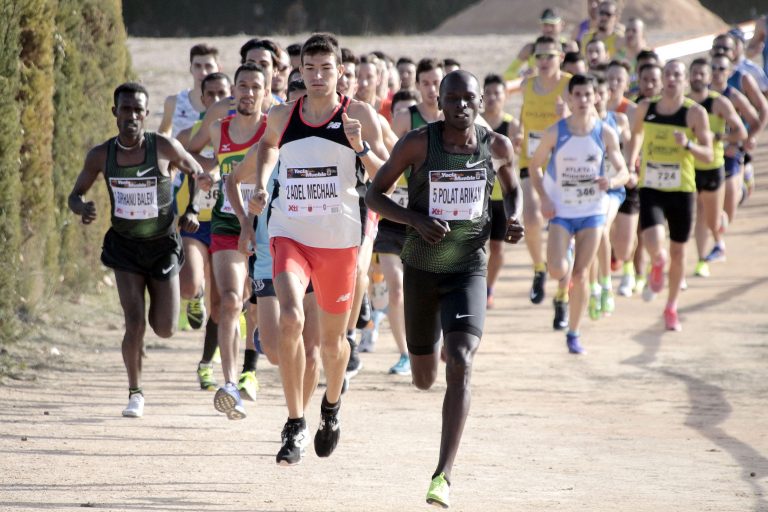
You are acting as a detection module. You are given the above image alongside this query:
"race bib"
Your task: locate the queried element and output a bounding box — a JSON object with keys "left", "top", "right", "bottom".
{"left": 391, "top": 186, "right": 408, "bottom": 208}
{"left": 428, "top": 169, "right": 486, "bottom": 221}
{"left": 562, "top": 180, "right": 601, "bottom": 206}
{"left": 527, "top": 131, "right": 543, "bottom": 158}
{"left": 110, "top": 177, "right": 158, "bottom": 220}
{"left": 221, "top": 175, "right": 256, "bottom": 215}
{"left": 196, "top": 186, "right": 218, "bottom": 211}
{"left": 284, "top": 166, "right": 342, "bottom": 217}
{"left": 645, "top": 161, "right": 681, "bottom": 189}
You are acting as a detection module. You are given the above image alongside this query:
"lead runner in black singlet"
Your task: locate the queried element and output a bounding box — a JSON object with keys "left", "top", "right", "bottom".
{"left": 366, "top": 70, "right": 524, "bottom": 509}
{"left": 68, "top": 82, "right": 210, "bottom": 419}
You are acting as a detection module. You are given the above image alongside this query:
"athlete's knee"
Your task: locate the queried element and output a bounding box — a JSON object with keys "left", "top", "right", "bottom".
{"left": 305, "top": 342, "right": 320, "bottom": 369}
{"left": 218, "top": 289, "right": 243, "bottom": 318}
{"left": 412, "top": 367, "right": 438, "bottom": 390}
{"left": 570, "top": 266, "right": 588, "bottom": 283}
{"left": 548, "top": 260, "right": 569, "bottom": 280}
{"left": 320, "top": 332, "right": 347, "bottom": 359}
{"left": 669, "top": 242, "right": 685, "bottom": 260}
{"left": 279, "top": 305, "right": 305, "bottom": 338}
{"left": 123, "top": 309, "right": 146, "bottom": 340}
{"left": 444, "top": 340, "right": 475, "bottom": 387}
{"left": 149, "top": 317, "right": 176, "bottom": 339}
{"left": 179, "top": 278, "right": 200, "bottom": 300}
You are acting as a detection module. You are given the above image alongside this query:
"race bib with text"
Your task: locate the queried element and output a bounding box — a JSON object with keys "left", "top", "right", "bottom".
{"left": 284, "top": 166, "right": 342, "bottom": 217}
{"left": 110, "top": 177, "right": 158, "bottom": 220}
{"left": 645, "top": 161, "right": 681, "bottom": 189}
{"left": 428, "top": 169, "right": 486, "bottom": 221}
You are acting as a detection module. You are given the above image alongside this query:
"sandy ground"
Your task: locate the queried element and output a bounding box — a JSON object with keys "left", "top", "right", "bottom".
{"left": 1, "top": 34, "right": 767, "bottom": 512}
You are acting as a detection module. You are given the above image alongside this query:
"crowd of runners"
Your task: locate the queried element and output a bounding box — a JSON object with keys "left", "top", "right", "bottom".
{"left": 66, "top": 2, "right": 768, "bottom": 508}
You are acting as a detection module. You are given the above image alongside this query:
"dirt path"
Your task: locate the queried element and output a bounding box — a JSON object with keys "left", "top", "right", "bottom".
{"left": 2, "top": 35, "right": 767, "bottom": 512}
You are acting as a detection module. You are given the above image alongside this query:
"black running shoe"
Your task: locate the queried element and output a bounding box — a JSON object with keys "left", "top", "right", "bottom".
{"left": 276, "top": 419, "right": 309, "bottom": 466}
{"left": 530, "top": 271, "right": 546, "bottom": 304}
{"left": 346, "top": 334, "right": 362, "bottom": 377}
{"left": 356, "top": 292, "right": 371, "bottom": 329}
{"left": 553, "top": 299, "right": 569, "bottom": 330}
{"left": 314, "top": 398, "right": 341, "bottom": 458}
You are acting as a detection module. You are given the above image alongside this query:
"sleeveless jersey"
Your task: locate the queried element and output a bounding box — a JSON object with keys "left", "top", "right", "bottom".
{"left": 211, "top": 115, "right": 266, "bottom": 235}
{"left": 490, "top": 113, "right": 514, "bottom": 200}
{"left": 105, "top": 132, "right": 173, "bottom": 239}
{"left": 614, "top": 96, "right": 633, "bottom": 115}
{"left": 520, "top": 73, "right": 571, "bottom": 169}
{"left": 581, "top": 30, "right": 620, "bottom": 58}
{"left": 691, "top": 91, "right": 725, "bottom": 171}
{"left": 268, "top": 94, "right": 366, "bottom": 249}
{"left": 601, "top": 111, "right": 624, "bottom": 193}
{"left": 176, "top": 118, "right": 217, "bottom": 222}
{"left": 172, "top": 89, "right": 201, "bottom": 138}
{"left": 409, "top": 104, "right": 428, "bottom": 130}
{"left": 639, "top": 99, "right": 696, "bottom": 193}
{"left": 727, "top": 70, "right": 744, "bottom": 94}
{"left": 400, "top": 122, "right": 495, "bottom": 273}
{"left": 253, "top": 164, "right": 280, "bottom": 280}
{"left": 544, "top": 118, "right": 608, "bottom": 219}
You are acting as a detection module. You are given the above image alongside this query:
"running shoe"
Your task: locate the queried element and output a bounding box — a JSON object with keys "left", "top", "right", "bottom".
{"left": 212, "top": 346, "right": 221, "bottom": 364}
{"left": 566, "top": 332, "right": 585, "bottom": 354}
{"left": 426, "top": 473, "right": 450, "bottom": 509}
{"left": 600, "top": 288, "right": 615, "bottom": 315}
{"left": 588, "top": 293, "right": 601, "bottom": 320}
{"left": 704, "top": 245, "right": 726, "bottom": 263}
{"left": 314, "top": 398, "right": 341, "bottom": 457}
{"left": 694, "top": 261, "right": 710, "bottom": 278}
{"left": 530, "top": 270, "right": 546, "bottom": 304}
{"left": 388, "top": 354, "right": 411, "bottom": 375}
{"left": 633, "top": 274, "right": 647, "bottom": 294}
{"left": 186, "top": 296, "right": 206, "bottom": 330}
{"left": 213, "top": 383, "right": 246, "bottom": 420}
{"left": 238, "top": 311, "right": 247, "bottom": 340}
{"left": 642, "top": 283, "right": 656, "bottom": 302}
{"left": 358, "top": 325, "right": 377, "bottom": 353}
{"left": 276, "top": 419, "right": 310, "bottom": 466}
{"left": 552, "top": 299, "right": 569, "bottom": 330}
{"left": 346, "top": 334, "right": 362, "bottom": 378}
{"left": 356, "top": 292, "right": 372, "bottom": 329}
{"left": 178, "top": 302, "right": 191, "bottom": 332}
{"left": 237, "top": 370, "right": 259, "bottom": 402}
{"left": 197, "top": 363, "right": 217, "bottom": 391}
{"left": 649, "top": 255, "right": 666, "bottom": 293}
{"left": 617, "top": 273, "right": 635, "bottom": 297}
{"left": 122, "top": 393, "right": 144, "bottom": 418}
{"left": 664, "top": 307, "right": 682, "bottom": 332}
{"left": 680, "top": 278, "right": 688, "bottom": 291}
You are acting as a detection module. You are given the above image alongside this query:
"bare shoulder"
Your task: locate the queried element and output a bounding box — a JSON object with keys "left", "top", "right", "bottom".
{"left": 347, "top": 99, "right": 377, "bottom": 119}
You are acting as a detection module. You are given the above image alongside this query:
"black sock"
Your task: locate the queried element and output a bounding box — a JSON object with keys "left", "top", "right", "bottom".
{"left": 287, "top": 416, "right": 306, "bottom": 428}
{"left": 200, "top": 319, "right": 218, "bottom": 364}
{"left": 129, "top": 387, "right": 142, "bottom": 396}
{"left": 242, "top": 348, "right": 257, "bottom": 373}
{"left": 322, "top": 393, "right": 340, "bottom": 412}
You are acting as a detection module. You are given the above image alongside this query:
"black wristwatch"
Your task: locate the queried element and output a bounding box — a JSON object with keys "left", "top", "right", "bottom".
{"left": 355, "top": 141, "right": 371, "bottom": 158}
{"left": 185, "top": 203, "right": 200, "bottom": 215}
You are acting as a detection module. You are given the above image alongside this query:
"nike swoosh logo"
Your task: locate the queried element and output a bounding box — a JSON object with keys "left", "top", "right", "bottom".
{"left": 455, "top": 313, "right": 474, "bottom": 319}
{"left": 465, "top": 159, "right": 485, "bottom": 168}
{"left": 647, "top": 114, "right": 656, "bottom": 120}
{"left": 137, "top": 167, "right": 154, "bottom": 177}
{"left": 161, "top": 264, "right": 174, "bottom": 275}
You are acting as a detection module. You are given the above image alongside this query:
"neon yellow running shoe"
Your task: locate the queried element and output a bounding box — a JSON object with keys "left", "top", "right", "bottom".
{"left": 426, "top": 473, "right": 450, "bottom": 509}
{"left": 588, "top": 293, "right": 601, "bottom": 320}
{"left": 212, "top": 346, "right": 221, "bottom": 364}
{"left": 179, "top": 300, "right": 191, "bottom": 331}
{"left": 694, "top": 260, "right": 710, "bottom": 278}
{"left": 237, "top": 370, "right": 259, "bottom": 402}
{"left": 197, "top": 363, "right": 217, "bottom": 391}
{"left": 600, "top": 288, "right": 615, "bottom": 315}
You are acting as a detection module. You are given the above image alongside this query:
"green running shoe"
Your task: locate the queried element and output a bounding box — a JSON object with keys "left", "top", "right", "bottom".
{"left": 694, "top": 260, "right": 710, "bottom": 278}
{"left": 426, "top": 473, "right": 450, "bottom": 508}
{"left": 600, "top": 288, "right": 615, "bottom": 315}
{"left": 186, "top": 296, "right": 206, "bottom": 330}
{"left": 237, "top": 370, "right": 259, "bottom": 402}
{"left": 197, "top": 363, "right": 217, "bottom": 391}
{"left": 588, "top": 293, "right": 601, "bottom": 320}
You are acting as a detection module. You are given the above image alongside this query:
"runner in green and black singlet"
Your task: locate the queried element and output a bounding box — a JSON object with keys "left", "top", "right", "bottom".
{"left": 366, "top": 70, "right": 523, "bottom": 510}
{"left": 68, "top": 82, "right": 209, "bottom": 419}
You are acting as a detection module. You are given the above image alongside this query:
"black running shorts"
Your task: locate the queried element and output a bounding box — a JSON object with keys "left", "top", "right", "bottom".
{"left": 618, "top": 186, "right": 640, "bottom": 215}
{"left": 373, "top": 221, "right": 405, "bottom": 255}
{"left": 403, "top": 264, "right": 486, "bottom": 356}
{"left": 489, "top": 200, "right": 507, "bottom": 241}
{"left": 695, "top": 167, "right": 725, "bottom": 192}
{"left": 101, "top": 228, "right": 184, "bottom": 281}
{"left": 639, "top": 188, "right": 694, "bottom": 243}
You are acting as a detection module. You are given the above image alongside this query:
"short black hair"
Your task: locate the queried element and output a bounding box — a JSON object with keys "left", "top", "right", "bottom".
{"left": 189, "top": 44, "right": 219, "bottom": 63}
{"left": 397, "top": 57, "right": 414, "bottom": 67}
{"left": 638, "top": 62, "right": 662, "bottom": 77}
{"left": 563, "top": 51, "right": 585, "bottom": 65}
{"left": 391, "top": 89, "right": 420, "bottom": 114}
{"left": 233, "top": 63, "right": 266, "bottom": 85}
{"left": 690, "top": 57, "right": 709, "bottom": 68}
{"left": 635, "top": 49, "right": 659, "bottom": 64}
{"left": 567, "top": 73, "right": 597, "bottom": 93}
{"left": 201, "top": 72, "right": 230, "bottom": 92}
{"left": 301, "top": 33, "right": 341, "bottom": 65}
{"left": 483, "top": 73, "right": 505, "bottom": 88}
{"left": 443, "top": 58, "right": 461, "bottom": 68}
{"left": 607, "top": 59, "right": 631, "bottom": 73}
{"left": 341, "top": 47, "right": 358, "bottom": 65}
{"left": 113, "top": 82, "right": 148, "bottom": 107}
{"left": 415, "top": 58, "right": 443, "bottom": 82}
{"left": 286, "top": 43, "right": 302, "bottom": 57}
{"left": 287, "top": 78, "right": 306, "bottom": 96}
{"left": 534, "top": 35, "right": 558, "bottom": 48}
{"left": 239, "top": 38, "right": 279, "bottom": 66}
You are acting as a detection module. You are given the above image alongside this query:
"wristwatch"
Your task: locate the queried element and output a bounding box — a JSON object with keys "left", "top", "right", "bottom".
{"left": 684, "top": 140, "right": 692, "bottom": 151}
{"left": 185, "top": 203, "right": 200, "bottom": 215}
{"left": 355, "top": 141, "right": 371, "bottom": 158}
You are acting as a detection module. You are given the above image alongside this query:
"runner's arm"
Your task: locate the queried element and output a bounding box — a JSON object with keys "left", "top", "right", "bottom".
{"left": 226, "top": 143, "right": 259, "bottom": 228}
{"left": 716, "top": 96, "right": 748, "bottom": 145}
{"left": 527, "top": 126, "right": 558, "bottom": 219}
{"left": 601, "top": 124, "right": 629, "bottom": 190}
{"left": 249, "top": 106, "right": 287, "bottom": 216}
{"left": 490, "top": 133, "right": 522, "bottom": 221}
{"left": 506, "top": 116, "right": 522, "bottom": 154}
{"left": 740, "top": 73, "right": 768, "bottom": 150}
{"left": 681, "top": 104, "right": 713, "bottom": 164}
{"left": 346, "top": 102, "right": 389, "bottom": 176}
{"left": 746, "top": 18, "right": 766, "bottom": 60}
{"left": 188, "top": 97, "right": 229, "bottom": 153}
{"left": 68, "top": 145, "right": 105, "bottom": 224}
{"left": 157, "top": 95, "right": 176, "bottom": 137}
{"left": 391, "top": 108, "right": 411, "bottom": 138}
{"left": 627, "top": 100, "right": 649, "bottom": 171}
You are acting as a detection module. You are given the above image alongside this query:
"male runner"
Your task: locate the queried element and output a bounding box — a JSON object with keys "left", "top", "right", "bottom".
{"left": 581, "top": 0, "right": 623, "bottom": 59}
{"left": 272, "top": 48, "right": 292, "bottom": 102}
{"left": 529, "top": 74, "right": 628, "bottom": 353}
{"left": 68, "top": 82, "right": 209, "bottom": 417}
{"left": 562, "top": 52, "right": 588, "bottom": 76}
{"left": 687, "top": 58, "right": 747, "bottom": 277}
{"left": 585, "top": 39, "right": 609, "bottom": 71}
{"left": 627, "top": 60, "right": 713, "bottom": 331}
{"left": 481, "top": 73, "right": 521, "bottom": 308}
{"left": 615, "top": 17, "right": 649, "bottom": 71}
{"left": 366, "top": 69, "right": 524, "bottom": 509}
{"left": 208, "top": 63, "right": 269, "bottom": 419}
{"left": 249, "top": 33, "right": 388, "bottom": 465}
{"left": 518, "top": 35, "right": 571, "bottom": 308}
{"left": 158, "top": 44, "right": 220, "bottom": 137}
{"left": 396, "top": 57, "right": 416, "bottom": 91}
{"left": 747, "top": 14, "right": 768, "bottom": 77}
{"left": 392, "top": 58, "right": 444, "bottom": 137}
{"left": 504, "top": 8, "right": 576, "bottom": 80}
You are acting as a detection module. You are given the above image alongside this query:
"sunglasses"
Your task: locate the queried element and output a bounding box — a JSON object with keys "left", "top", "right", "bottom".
{"left": 599, "top": 10, "right": 615, "bottom": 16}
{"left": 712, "top": 45, "right": 733, "bottom": 51}
{"left": 535, "top": 53, "right": 558, "bottom": 60}
{"left": 711, "top": 65, "right": 728, "bottom": 71}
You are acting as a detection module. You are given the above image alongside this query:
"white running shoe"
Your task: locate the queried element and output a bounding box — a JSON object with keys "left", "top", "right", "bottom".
{"left": 617, "top": 273, "right": 635, "bottom": 297}
{"left": 122, "top": 393, "right": 144, "bottom": 418}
